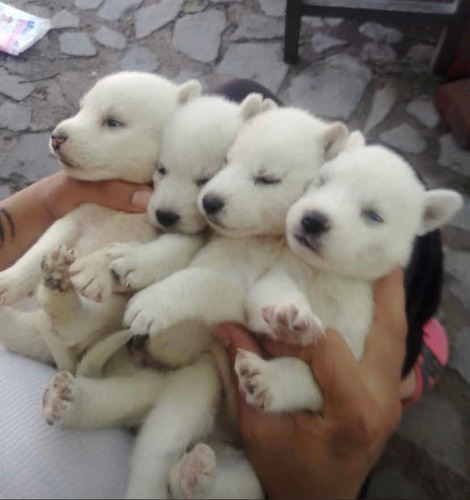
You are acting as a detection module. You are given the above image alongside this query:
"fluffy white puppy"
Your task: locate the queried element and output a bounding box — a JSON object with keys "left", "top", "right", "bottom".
{"left": 122, "top": 106, "right": 349, "bottom": 499}
{"left": 40, "top": 91, "right": 268, "bottom": 500}
{"left": 237, "top": 140, "right": 462, "bottom": 414}
{"left": 107, "top": 91, "right": 265, "bottom": 294}
{"left": 0, "top": 72, "right": 202, "bottom": 373}
{"left": 126, "top": 106, "right": 349, "bottom": 336}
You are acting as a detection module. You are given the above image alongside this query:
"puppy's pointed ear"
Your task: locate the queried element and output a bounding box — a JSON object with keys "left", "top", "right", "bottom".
{"left": 345, "top": 130, "right": 366, "bottom": 151}
{"left": 177, "top": 80, "right": 202, "bottom": 105}
{"left": 240, "top": 93, "right": 263, "bottom": 121}
{"left": 262, "top": 98, "right": 278, "bottom": 112}
{"left": 323, "top": 121, "right": 349, "bottom": 160}
{"left": 418, "top": 190, "right": 463, "bottom": 235}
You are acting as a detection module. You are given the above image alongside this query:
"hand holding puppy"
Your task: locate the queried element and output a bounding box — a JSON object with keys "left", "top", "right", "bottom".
{"left": 217, "top": 268, "right": 406, "bottom": 500}
{"left": 41, "top": 170, "right": 152, "bottom": 219}
{"left": 0, "top": 171, "right": 151, "bottom": 271}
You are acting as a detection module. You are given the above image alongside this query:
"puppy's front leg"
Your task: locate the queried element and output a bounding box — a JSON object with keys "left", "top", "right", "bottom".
{"left": 37, "top": 245, "right": 127, "bottom": 352}
{"left": 125, "top": 268, "right": 245, "bottom": 337}
{"left": 235, "top": 350, "right": 323, "bottom": 413}
{"left": 108, "top": 233, "right": 204, "bottom": 291}
{"left": 69, "top": 248, "right": 116, "bottom": 302}
{"left": 247, "top": 269, "right": 324, "bottom": 345}
{"left": 0, "top": 211, "right": 81, "bottom": 305}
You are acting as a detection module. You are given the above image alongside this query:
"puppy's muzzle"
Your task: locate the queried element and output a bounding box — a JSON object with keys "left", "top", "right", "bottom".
{"left": 51, "top": 133, "right": 68, "bottom": 152}
{"left": 156, "top": 209, "right": 180, "bottom": 228}
{"left": 301, "top": 210, "right": 330, "bottom": 236}
{"left": 202, "top": 194, "right": 224, "bottom": 216}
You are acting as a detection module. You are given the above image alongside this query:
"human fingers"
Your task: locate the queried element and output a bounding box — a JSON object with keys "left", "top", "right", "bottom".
{"left": 361, "top": 268, "right": 407, "bottom": 406}
{"left": 43, "top": 172, "right": 153, "bottom": 218}
{"left": 215, "top": 324, "right": 297, "bottom": 458}
{"left": 216, "top": 322, "right": 262, "bottom": 358}
{"left": 77, "top": 179, "right": 153, "bottom": 213}
{"left": 261, "top": 331, "right": 371, "bottom": 420}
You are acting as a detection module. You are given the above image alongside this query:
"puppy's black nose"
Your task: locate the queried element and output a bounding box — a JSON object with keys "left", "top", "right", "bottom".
{"left": 51, "top": 134, "right": 68, "bottom": 151}
{"left": 156, "top": 210, "right": 180, "bottom": 227}
{"left": 202, "top": 195, "right": 224, "bottom": 215}
{"left": 301, "top": 210, "right": 330, "bottom": 235}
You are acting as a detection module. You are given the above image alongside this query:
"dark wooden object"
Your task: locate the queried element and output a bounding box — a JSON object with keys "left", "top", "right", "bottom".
{"left": 284, "top": 0, "right": 470, "bottom": 74}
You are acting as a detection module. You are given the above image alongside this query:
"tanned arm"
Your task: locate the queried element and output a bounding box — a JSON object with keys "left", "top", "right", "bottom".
{"left": 0, "top": 171, "right": 152, "bottom": 271}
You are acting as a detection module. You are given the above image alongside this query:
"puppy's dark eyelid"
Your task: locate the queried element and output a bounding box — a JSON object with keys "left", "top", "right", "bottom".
{"left": 362, "top": 209, "right": 383, "bottom": 223}
{"left": 157, "top": 166, "right": 167, "bottom": 175}
{"left": 104, "top": 118, "right": 123, "bottom": 128}
{"left": 254, "top": 175, "right": 281, "bottom": 186}
{"left": 195, "top": 177, "right": 210, "bottom": 187}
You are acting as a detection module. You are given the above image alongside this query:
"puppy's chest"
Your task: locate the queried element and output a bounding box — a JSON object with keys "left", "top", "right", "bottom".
{"left": 300, "top": 265, "right": 373, "bottom": 359}
{"left": 196, "top": 236, "right": 283, "bottom": 289}
{"left": 73, "top": 206, "right": 157, "bottom": 256}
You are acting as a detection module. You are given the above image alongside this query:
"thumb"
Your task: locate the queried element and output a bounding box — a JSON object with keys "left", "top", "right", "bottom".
{"left": 130, "top": 189, "right": 152, "bottom": 211}
{"left": 216, "top": 322, "right": 263, "bottom": 366}
{"left": 78, "top": 179, "right": 153, "bottom": 214}
{"left": 262, "top": 331, "right": 369, "bottom": 418}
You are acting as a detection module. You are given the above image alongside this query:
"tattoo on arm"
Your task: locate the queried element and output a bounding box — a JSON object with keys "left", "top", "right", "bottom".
{"left": 0, "top": 208, "right": 15, "bottom": 246}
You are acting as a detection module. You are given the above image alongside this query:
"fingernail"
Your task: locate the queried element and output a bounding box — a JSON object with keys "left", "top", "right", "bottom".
{"left": 216, "top": 325, "right": 232, "bottom": 347}
{"left": 132, "top": 190, "right": 151, "bottom": 210}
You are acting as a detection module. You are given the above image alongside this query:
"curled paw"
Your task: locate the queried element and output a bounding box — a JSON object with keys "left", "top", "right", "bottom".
{"left": 234, "top": 349, "right": 273, "bottom": 411}
{"left": 42, "top": 372, "right": 77, "bottom": 426}
{"left": 169, "top": 443, "right": 216, "bottom": 500}
{"left": 107, "top": 243, "right": 148, "bottom": 291}
{"left": 70, "top": 257, "right": 113, "bottom": 303}
{"left": 124, "top": 291, "right": 168, "bottom": 336}
{"left": 261, "top": 303, "right": 324, "bottom": 345}
{"left": 41, "top": 246, "right": 75, "bottom": 291}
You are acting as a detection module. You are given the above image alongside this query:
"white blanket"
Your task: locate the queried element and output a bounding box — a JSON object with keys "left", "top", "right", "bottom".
{"left": 0, "top": 347, "right": 133, "bottom": 499}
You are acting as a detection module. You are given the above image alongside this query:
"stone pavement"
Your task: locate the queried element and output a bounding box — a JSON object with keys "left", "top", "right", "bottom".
{"left": 0, "top": 1, "right": 469, "bottom": 498}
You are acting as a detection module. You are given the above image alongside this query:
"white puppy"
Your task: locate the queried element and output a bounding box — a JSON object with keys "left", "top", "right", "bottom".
{"left": 237, "top": 140, "right": 462, "bottom": 414}
{"left": 0, "top": 72, "right": 202, "bottom": 372}
{"left": 40, "top": 91, "right": 268, "bottom": 500}
{"left": 107, "top": 91, "right": 265, "bottom": 297}
{"left": 123, "top": 106, "right": 349, "bottom": 499}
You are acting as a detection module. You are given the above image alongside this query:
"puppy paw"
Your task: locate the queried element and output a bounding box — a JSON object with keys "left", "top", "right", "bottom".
{"left": 234, "top": 350, "right": 274, "bottom": 411}
{"left": 124, "top": 289, "right": 170, "bottom": 336}
{"left": 70, "top": 253, "right": 114, "bottom": 302}
{"left": 107, "top": 243, "right": 150, "bottom": 291}
{"left": 42, "top": 372, "right": 78, "bottom": 426}
{"left": 169, "top": 443, "right": 216, "bottom": 500}
{"left": 41, "top": 246, "right": 75, "bottom": 291}
{"left": 261, "top": 303, "right": 324, "bottom": 345}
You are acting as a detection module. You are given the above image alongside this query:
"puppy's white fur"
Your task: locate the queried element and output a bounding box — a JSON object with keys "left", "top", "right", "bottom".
{"left": 0, "top": 71, "right": 203, "bottom": 372}
{"left": 109, "top": 92, "right": 265, "bottom": 294}
{"left": 123, "top": 106, "right": 349, "bottom": 498}
{"left": 39, "top": 90, "right": 268, "bottom": 499}
{"left": 240, "top": 140, "right": 462, "bottom": 413}
{"left": 126, "top": 106, "right": 349, "bottom": 335}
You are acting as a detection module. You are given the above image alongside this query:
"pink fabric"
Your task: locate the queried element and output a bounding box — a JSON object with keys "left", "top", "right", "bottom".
{"left": 401, "top": 319, "right": 449, "bottom": 408}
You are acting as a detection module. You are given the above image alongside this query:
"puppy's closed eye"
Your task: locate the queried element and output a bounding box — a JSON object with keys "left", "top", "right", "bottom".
{"left": 362, "top": 208, "right": 383, "bottom": 224}
{"left": 254, "top": 175, "right": 281, "bottom": 186}
{"left": 104, "top": 118, "right": 123, "bottom": 128}
{"left": 195, "top": 177, "right": 211, "bottom": 187}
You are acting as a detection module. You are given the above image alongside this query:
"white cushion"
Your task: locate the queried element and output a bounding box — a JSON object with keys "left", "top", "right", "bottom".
{"left": 0, "top": 347, "right": 134, "bottom": 499}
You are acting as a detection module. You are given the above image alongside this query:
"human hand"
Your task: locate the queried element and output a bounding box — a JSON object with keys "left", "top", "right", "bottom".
{"left": 217, "top": 269, "right": 406, "bottom": 500}
{"left": 39, "top": 171, "right": 152, "bottom": 221}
